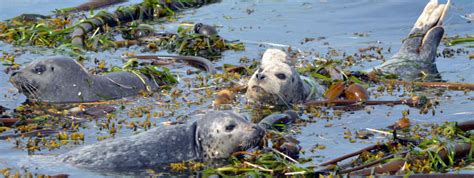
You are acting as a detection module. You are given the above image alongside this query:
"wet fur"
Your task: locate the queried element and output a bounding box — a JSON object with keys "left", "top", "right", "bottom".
{"left": 10, "top": 57, "right": 160, "bottom": 103}
{"left": 247, "top": 0, "right": 449, "bottom": 106}
{"left": 246, "top": 49, "right": 322, "bottom": 106}
{"left": 60, "top": 111, "right": 264, "bottom": 170}
{"left": 370, "top": 0, "right": 449, "bottom": 81}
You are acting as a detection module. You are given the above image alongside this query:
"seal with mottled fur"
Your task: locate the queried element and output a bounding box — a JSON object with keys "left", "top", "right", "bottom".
{"left": 246, "top": 0, "right": 449, "bottom": 106}
{"left": 59, "top": 111, "right": 264, "bottom": 170}
{"left": 246, "top": 49, "right": 324, "bottom": 106}
{"left": 9, "top": 57, "right": 161, "bottom": 103}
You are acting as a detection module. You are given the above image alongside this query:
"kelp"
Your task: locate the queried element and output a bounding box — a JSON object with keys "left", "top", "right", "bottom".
{"left": 0, "top": 0, "right": 220, "bottom": 51}
{"left": 116, "top": 26, "right": 245, "bottom": 60}
{"left": 199, "top": 120, "right": 473, "bottom": 176}
{"left": 70, "top": 0, "right": 220, "bottom": 47}
{"left": 446, "top": 35, "right": 474, "bottom": 46}
{"left": 0, "top": 13, "right": 73, "bottom": 47}
{"left": 111, "top": 58, "right": 178, "bottom": 90}
{"left": 0, "top": 0, "right": 242, "bottom": 60}
{"left": 202, "top": 150, "right": 311, "bottom": 176}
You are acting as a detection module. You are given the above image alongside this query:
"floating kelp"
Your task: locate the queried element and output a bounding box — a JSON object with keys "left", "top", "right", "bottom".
{"left": 319, "top": 120, "right": 473, "bottom": 176}
{"left": 202, "top": 149, "right": 311, "bottom": 176}
{"left": 203, "top": 120, "right": 473, "bottom": 176}
{"left": 0, "top": 0, "right": 221, "bottom": 51}
{"left": 70, "top": 0, "right": 220, "bottom": 47}
{"left": 117, "top": 26, "right": 245, "bottom": 60}
{"left": 59, "top": 0, "right": 127, "bottom": 13}
{"left": 110, "top": 57, "right": 178, "bottom": 90}
{"left": 0, "top": 13, "right": 73, "bottom": 47}
{"left": 445, "top": 35, "right": 474, "bottom": 46}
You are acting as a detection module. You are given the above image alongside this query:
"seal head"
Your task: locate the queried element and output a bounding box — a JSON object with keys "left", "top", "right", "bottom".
{"left": 246, "top": 49, "right": 321, "bottom": 106}
{"left": 194, "top": 23, "right": 218, "bottom": 36}
{"left": 10, "top": 57, "right": 158, "bottom": 103}
{"left": 197, "top": 111, "right": 264, "bottom": 159}
{"left": 10, "top": 57, "right": 90, "bottom": 102}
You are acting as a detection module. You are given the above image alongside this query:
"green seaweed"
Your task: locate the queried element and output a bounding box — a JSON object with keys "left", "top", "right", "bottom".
{"left": 448, "top": 36, "right": 474, "bottom": 46}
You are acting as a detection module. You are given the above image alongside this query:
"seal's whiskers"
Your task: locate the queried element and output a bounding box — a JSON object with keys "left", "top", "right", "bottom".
{"left": 23, "top": 81, "right": 40, "bottom": 100}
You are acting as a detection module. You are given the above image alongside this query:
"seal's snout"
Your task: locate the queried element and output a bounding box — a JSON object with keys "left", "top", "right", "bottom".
{"left": 251, "top": 85, "right": 265, "bottom": 93}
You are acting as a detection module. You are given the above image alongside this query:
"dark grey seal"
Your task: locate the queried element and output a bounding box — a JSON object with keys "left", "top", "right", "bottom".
{"left": 194, "top": 23, "right": 218, "bottom": 36}
{"left": 9, "top": 57, "right": 160, "bottom": 103}
{"left": 369, "top": 0, "right": 449, "bottom": 81}
{"left": 59, "top": 111, "right": 265, "bottom": 170}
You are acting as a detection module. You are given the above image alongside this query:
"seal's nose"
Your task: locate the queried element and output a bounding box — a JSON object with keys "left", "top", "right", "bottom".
{"left": 256, "top": 73, "right": 265, "bottom": 80}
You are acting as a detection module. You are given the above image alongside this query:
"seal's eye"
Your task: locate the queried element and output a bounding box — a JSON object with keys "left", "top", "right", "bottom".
{"left": 32, "top": 65, "right": 46, "bottom": 74}
{"left": 194, "top": 23, "right": 202, "bottom": 32}
{"left": 225, "top": 124, "right": 236, "bottom": 132}
{"left": 275, "top": 73, "right": 286, "bottom": 80}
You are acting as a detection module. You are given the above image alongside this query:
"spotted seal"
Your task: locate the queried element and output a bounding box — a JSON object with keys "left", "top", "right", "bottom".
{"left": 246, "top": 0, "right": 449, "bottom": 106}
{"left": 9, "top": 56, "right": 160, "bottom": 103}
{"left": 246, "top": 49, "right": 324, "bottom": 106}
{"left": 59, "top": 111, "right": 265, "bottom": 170}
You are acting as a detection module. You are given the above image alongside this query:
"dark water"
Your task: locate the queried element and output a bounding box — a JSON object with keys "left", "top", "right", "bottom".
{"left": 0, "top": 0, "right": 473, "bottom": 176}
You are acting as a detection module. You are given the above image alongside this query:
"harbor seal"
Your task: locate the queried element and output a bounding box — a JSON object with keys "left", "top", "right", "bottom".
{"left": 246, "top": 0, "right": 449, "bottom": 106}
{"left": 246, "top": 49, "right": 324, "bottom": 106}
{"left": 59, "top": 111, "right": 265, "bottom": 170}
{"left": 194, "top": 23, "right": 218, "bottom": 36}
{"left": 369, "top": 0, "right": 449, "bottom": 81}
{"left": 9, "top": 56, "right": 160, "bottom": 103}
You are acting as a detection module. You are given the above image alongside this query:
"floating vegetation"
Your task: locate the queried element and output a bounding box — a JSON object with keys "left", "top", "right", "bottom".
{"left": 111, "top": 58, "right": 178, "bottom": 90}
{"left": 125, "top": 26, "right": 245, "bottom": 60}
{"left": 0, "top": 13, "right": 73, "bottom": 47}
{"left": 446, "top": 35, "right": 474, "bottom": 47}
{"left": 0, "top": 0, "right": 226, "bottom": 55}
{"left": 203, "top": 149, "right": 311, "bottom": 176}
{"left": 202, "top": 120, "right": 473, "bottom": 176}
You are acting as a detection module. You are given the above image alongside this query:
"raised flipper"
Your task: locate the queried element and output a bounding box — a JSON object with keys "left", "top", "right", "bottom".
{"left": 370, "top": 0, "right": 450, "bottom": 81}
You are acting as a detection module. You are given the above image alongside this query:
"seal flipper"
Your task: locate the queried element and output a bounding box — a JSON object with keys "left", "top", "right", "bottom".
{"left": 420, "top": 26, "right": 444, "bottom": 68}
{"left": 400, "top": 0, "right": 447, "bottom": 54}
{"left": 371, "top": 0, "right": 449, "bottom": 81}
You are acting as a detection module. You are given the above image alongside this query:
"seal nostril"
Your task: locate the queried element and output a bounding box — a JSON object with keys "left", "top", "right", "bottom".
{"left": 11, "top": 72, "right": 19, "bottom": 77}
{"left": 256, "top": 73, "right": 266, "bottom": 80}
